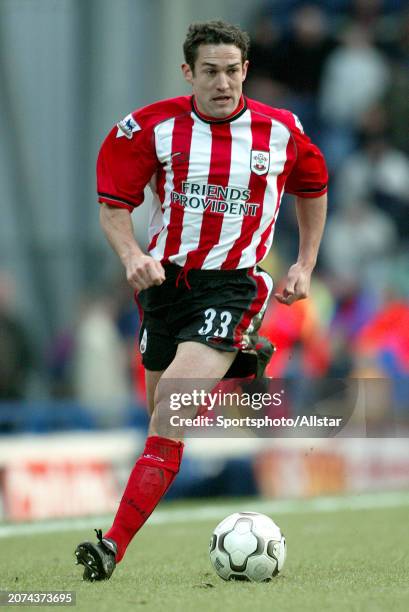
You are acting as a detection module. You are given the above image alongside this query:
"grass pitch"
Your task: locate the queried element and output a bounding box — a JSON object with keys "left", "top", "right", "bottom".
{"left": 1, "top": 497, "right": 408, "bottom": 612}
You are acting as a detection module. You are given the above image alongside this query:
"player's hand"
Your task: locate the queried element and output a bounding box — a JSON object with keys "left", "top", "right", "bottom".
{"left": 124, "top": 255, "right": 166, "bottom": 291}
{"left": 274, "top": 262, "right": 312, "bottom": 306}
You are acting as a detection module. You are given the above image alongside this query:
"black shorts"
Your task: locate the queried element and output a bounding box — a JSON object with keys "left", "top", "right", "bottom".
{"left": 137, "top": 264, "right": 275, "bottom": 378}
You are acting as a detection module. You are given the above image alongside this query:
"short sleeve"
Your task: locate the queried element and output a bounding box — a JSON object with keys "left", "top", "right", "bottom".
{"left": 97, "top": 112, "right": 159, "bottom": 212}
{"left": 284, "top": 116, "right": 328, "bottom": 199}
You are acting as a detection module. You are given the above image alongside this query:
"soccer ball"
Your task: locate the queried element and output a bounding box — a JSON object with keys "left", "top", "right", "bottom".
{"left": 209, "top": 512, "right": 286, "bottom": 582}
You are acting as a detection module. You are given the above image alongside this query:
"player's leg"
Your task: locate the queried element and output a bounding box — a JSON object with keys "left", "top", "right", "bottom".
{"left": 145, "top": 369, "right": 164, "bottom": 416}
{"left": 100, "top": 342, "right": 235, "bottom": 568}
{"left": 73, "top": 367, "right": 165, "bottom": 582}
{"left": 149, "top": 340, "right": 235, "bottom": 438}
{"left": 74, "top": 293, "right": 178, "bottom": 582}
{"left": 74, "top": 266, "right": 273, "bottom": 580}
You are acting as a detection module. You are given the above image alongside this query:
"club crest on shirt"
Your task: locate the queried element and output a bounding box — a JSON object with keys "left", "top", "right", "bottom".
{"left": 250, "top": 150, "right": 270, "bottom": 175}
{"left": 116, "top": 113, "right": 141, "bottom": 139}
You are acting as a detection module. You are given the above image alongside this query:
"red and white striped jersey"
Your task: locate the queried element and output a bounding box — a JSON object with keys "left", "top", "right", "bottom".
{"left": 97, "top": 95, "right": 327, "bottom": 270}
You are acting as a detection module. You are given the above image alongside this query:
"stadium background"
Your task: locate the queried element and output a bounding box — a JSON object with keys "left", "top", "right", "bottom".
{"left": 0, "top": 0, "right": 408, "bottom": 522}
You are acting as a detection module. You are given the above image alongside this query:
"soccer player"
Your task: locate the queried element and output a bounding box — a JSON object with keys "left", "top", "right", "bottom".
{"left": 74, "top": 20, "right": 327, "bottom": 581}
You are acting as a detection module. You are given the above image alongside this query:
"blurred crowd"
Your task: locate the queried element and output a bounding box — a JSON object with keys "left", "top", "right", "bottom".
{"left": 246, "top": 0, "right": 409, "bottom": 422}
{"left": 0, "top": 0, "right": 408, "bottom": 427}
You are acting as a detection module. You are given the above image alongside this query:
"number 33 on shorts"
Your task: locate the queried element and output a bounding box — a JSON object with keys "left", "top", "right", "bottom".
{"left": 198, "top": 308, "right": 232, "bottom": 338}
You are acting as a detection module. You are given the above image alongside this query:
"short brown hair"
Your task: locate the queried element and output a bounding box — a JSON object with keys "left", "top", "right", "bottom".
{"left": 183, "top": 20, "right": 250, "bottom": 71}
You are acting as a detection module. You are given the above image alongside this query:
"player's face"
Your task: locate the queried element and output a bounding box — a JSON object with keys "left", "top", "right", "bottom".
{"left": 182, "top": 44, "right": 249, "bottom": 118}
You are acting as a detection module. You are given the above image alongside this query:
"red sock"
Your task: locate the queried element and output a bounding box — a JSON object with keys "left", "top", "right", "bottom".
{"left": 104, "top": 436, "right": 184, "bottom": 562}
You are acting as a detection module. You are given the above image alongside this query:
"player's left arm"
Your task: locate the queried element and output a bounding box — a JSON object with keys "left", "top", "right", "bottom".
{"left": 276, "top": 111, "right": 328, "bottom": 305}
{"left": 275, "top": 193, "right": 327, "bottom": 305}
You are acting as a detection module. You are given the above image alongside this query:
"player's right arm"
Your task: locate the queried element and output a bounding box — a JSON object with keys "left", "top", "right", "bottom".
{"left": 100, "top": 204, "right": 165, "bottom": 291}
{"left": 97, "top": 111, "right": 165, "bottom": 291}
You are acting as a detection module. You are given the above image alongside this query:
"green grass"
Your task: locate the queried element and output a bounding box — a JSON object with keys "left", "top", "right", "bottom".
{"left": 1, "top": 501, "right": 408, "bottom": 612}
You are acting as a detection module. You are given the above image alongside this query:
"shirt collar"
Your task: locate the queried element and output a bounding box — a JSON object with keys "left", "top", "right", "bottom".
{"left": 191, "top": 95, "right": 247, "bottom": 124}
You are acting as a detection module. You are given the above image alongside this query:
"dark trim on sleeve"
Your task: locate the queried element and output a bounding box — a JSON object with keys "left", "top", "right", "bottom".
{"left": 98, "top": 192, "right": 137, "bottom": 208}
{"left": 285, "top": 185, "right": 328, "bottom": 198}
{"left": 296, "top": 185, "right": 328, "bottom": 194}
